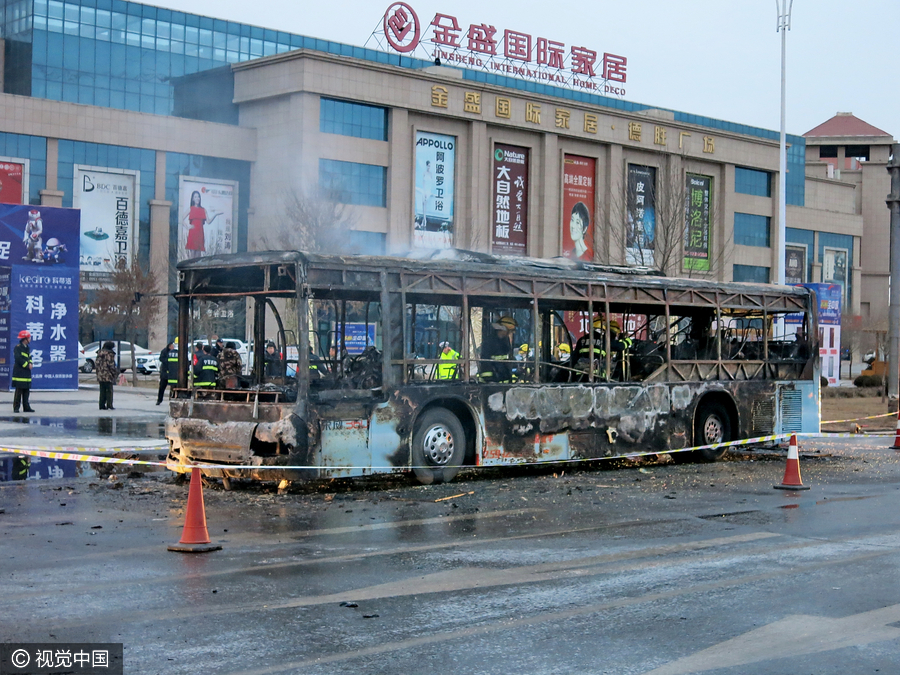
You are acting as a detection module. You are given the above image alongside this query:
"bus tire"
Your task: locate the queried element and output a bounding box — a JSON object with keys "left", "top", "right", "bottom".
{"left": 412, "top": 408, "right": 466, "bottom": 485}
{"left": 694, "top": 401, "right": 731, "bottom": 462}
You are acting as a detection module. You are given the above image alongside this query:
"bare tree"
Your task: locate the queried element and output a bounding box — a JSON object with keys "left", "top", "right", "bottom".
{"left": 89, "top": 256, "right": 161, "bottom": 385}
{"left": 257, "top": 184, "right": 358, "bottom": 254}
{"left": 600, "top": 152, "right": 730, "bottom": 278}
{"left": 840, "top": 309, "right": 864, "bottom": 377}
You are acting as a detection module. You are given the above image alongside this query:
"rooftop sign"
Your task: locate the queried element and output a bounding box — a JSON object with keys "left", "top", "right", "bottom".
{"left": 370, "top": 3, "right": 628, "bottom": 97}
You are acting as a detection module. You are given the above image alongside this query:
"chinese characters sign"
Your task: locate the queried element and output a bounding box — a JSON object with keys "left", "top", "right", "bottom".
{"left": 74, "top": 166, "right": 137, "bottom": 279}
{"left": 413, "top": 131, "right": 456, "bottom": 249}
{"left": 491, "top": 144, "right": 528, "bottom": 256}
{"left": 177, "top": 177, "right": 237, "bottom": 262}
{"left": 376, "top": 3, "right": 628, "bottom": 96}
{"left": 562, "top": 155, "right": 595, "bottom": 261}
{"left": 625, "top": 164, "right": 655, "bottom": 266}
{"left": 0, "top": 159, "right": 25, "bottom": 204}
{"left": 785, "top": 245, "right": 806, "bottom": 285}
{"left": 684, "top": 174, "right": 711, "bottom": 272}
{"left": 0, "top": 204, "right": 80, "bottom": 391}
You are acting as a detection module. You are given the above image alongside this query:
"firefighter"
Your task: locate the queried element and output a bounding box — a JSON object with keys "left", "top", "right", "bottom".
{"left": 193, "top": 344, "right": 219, "bottom": 387}
{"left": 167, "top": 337, "right": 180, "bottom": 389}
{"left": 479, "top": 315, "right": 517, "bottom": 382}
{"left": 12, "top": 329, "right": 34, "bottom": 413}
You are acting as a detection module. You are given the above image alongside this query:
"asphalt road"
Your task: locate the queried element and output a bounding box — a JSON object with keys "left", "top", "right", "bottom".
{"left": 1, "top": 392, "right": 899, "bottom": 674}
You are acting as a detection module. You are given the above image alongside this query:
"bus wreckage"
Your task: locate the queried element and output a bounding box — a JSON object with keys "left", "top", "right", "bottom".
{"left": 165, "top": 249, "right": 820, "bottom": 485}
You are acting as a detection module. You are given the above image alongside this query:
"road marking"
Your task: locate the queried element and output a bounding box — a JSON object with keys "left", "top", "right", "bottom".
{"left": 285, "top": 507, "right": 544, "bottom": 537}
{"left": 221, "top": 549, "right": 891, "bottom": 675}
{"left": 642, "top": 604, "right": 900, "bottom": 674}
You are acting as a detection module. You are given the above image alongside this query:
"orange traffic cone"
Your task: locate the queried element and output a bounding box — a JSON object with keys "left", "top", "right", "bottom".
{"left": 774, "top": 434, "right": 810, "bottom": 490}
{"left": 892, "top": 409, "right": 900, "bottom": 449}
{"left": 168, "top": 467, "right": 222, "bottom": 553}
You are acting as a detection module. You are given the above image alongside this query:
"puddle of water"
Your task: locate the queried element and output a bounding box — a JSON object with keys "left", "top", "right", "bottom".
{"left": 0, "top": 416, "right": 164, "bottom": 439}
{"left": 0, "top": 455, "right": 166, "bottom": 482}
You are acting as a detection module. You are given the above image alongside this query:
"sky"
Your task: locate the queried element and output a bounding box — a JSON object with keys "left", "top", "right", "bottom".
{"left": 154, "top": 0, "right": 897, "bottom": 138}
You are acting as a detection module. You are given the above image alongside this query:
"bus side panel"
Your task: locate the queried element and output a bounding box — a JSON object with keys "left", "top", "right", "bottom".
{"left": 369, "top": 402, "right": 408, "bottom": 473}
{"left": 318, "top": 419, "right": 371, "bottom": 478}
{"left": 483, "top": 383, "right": 674, "bottom": 460}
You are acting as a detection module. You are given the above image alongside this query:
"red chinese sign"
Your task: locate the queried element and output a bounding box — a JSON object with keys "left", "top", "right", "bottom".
{"left": 383, "top": 2, "right": 420, "bottom": 53}
{"left": 376, "top": 4, "right": 628, "bottom": 96}
{"left": 0, "top": 162, "right": 24, "bottom": 204}
{"left": 491, "top": 144, "right": 528, "bottom": 256}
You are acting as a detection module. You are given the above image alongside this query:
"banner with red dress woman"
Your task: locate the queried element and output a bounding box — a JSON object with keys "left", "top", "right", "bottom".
{"left": 177, "top": 177, "right": 238, "bottom": 262}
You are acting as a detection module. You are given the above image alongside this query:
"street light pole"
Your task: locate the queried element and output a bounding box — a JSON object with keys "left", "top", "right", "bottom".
{"left": 775, "top": 0, "right": 793, "bottom": 286}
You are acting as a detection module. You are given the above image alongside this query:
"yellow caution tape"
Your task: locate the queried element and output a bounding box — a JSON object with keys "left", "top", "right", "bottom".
{"left": 821, "top": 411, "right": 897, "bottom": 424}
{"left": 1, "top": 430, "right": 891, "bottom": 474}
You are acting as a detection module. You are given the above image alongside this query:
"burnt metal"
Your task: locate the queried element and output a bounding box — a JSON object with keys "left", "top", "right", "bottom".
{"left": 167, "top": 249, "right": 818, "bottom": 483}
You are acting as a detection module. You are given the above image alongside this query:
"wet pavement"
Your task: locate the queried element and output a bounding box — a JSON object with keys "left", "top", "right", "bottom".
{"left": 0, "top": 381, "right": 166, "bottom": 481}
{"left": 2, "top": 427, "right": 900, "bottom": 674}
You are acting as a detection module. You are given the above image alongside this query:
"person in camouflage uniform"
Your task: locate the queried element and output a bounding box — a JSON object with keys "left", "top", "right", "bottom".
{"left": 217, "top": 340, "right": 243, "bottom": 387}
{"left": 96, "top": 341, "right": 118, "bottom": 410}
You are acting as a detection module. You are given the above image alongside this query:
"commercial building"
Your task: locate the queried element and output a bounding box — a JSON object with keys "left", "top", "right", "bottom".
{"left": 0, "top": 0, "right": 892, "bottom": 349}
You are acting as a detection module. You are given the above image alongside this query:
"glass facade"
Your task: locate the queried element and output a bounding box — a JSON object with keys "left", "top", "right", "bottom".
{"left": 319, "top": 158, "right": 386, "bottom": 207}
{"left": 320, "top": 98, "right": 388, "bottom": 142}
{"left": 16, "top": 0, "right": 307, "bottom": 115}
{"left": 735, "top": 167, "right": 771, "bottom": 197}
{"left": 733, "top": 264, "right": 770, "bottom": 284}
{"left": 734, "top": 212, "right": 770, "bottom": 248}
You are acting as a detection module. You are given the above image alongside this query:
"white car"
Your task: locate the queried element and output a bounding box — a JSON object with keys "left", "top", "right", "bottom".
{"left": 136, "top": 353, "right": 160, "bottom": 374}
{"left": 80, "top": 341, "right": 153, "bottom": 373}
{"left": 78, "top": 342, "right": 86, "bottom": 371}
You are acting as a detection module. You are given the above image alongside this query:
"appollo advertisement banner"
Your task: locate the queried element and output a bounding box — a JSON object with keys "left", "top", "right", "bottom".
{"left": 413, "top": 131, "right": 456, "bottom": 249}
{"left": 74, "top": 166, "right": 138, "bottom": 278}
{"left": 625, "top": 164, "right": 655, "bottom": 266}
{"left": 562, "top": 155, "right": 595, "bottom": 261}
{"left": 0, "top": 158, "right": 26, "bottom": 204}
{"left": 177, "top": 177, "right": 237, "bottom": 262}
{"left": 0, "top": 204, "right": 81, "bottom": 391}
{"left": 491, "top": 144, "right": 529, "bottom": 256}
{"left": 684, "top": 173, "right": 711, "bottom": 272}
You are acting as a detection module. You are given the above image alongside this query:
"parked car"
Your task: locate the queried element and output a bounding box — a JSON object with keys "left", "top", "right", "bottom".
{"left": 80, "top": 341, "right": 153, "bottom": 373}
{"left": 136, "top": 353, "right": 160, "bottom": 375}
{"left": 78, "top": 342, "right": 86, "bottom": 371}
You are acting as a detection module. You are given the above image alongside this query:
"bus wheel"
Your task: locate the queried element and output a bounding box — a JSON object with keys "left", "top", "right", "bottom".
{"left": 694, "top": 401, "right": 731, "bottom": 462}
{"left": 412, "top": 409, "right": 466, "bottom": 485}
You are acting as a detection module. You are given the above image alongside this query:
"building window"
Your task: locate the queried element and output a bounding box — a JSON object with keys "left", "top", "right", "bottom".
{"left": 320, "top": 98, "right": 388, "bottom": 141}
{"left": 734, "top": 212, "right": 770, "bottom": 247}
{"left": 319, "top": 158, "right": 387, "bottom": 207}
{"left": 733, "top": 264, "right": 770, "bottom": 284}
{"left": 735, "top": 167, "right": 771, "bottom": 197}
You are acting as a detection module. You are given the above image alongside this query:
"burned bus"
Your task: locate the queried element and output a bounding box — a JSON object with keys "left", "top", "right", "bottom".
{"left": 165, "top": 249, "right": 820, "bottom": 485}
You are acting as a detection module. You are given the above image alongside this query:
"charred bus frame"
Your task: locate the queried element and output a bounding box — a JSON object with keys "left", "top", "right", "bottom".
{"left": 166, "top": 250, "right": 819, "bottom": 485}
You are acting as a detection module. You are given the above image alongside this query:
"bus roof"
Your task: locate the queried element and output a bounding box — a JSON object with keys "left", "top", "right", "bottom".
{"left": 177, "top": 248, "right": 811, "bottom": 299}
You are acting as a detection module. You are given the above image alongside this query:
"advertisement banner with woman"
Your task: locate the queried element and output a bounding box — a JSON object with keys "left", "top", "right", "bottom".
{"left": 625, "top": 164, "right": 656, "bottom": 266}
{"left": 0, "top": 159, "right": 26, "bottom": 204}
{"left": 74, "top": 166, "right": 138, "bottom": 277}
{"left": 413, "top": 131, "right": 456, "bottom": 249}
{"left": 491, "top": 144, "right": 529, "bottom": 256}
{"left": 178, "top": 177, "right": 237, "bottom": 262}
{"left": 562, "top": 155, "right": 596, "bottom": 261}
